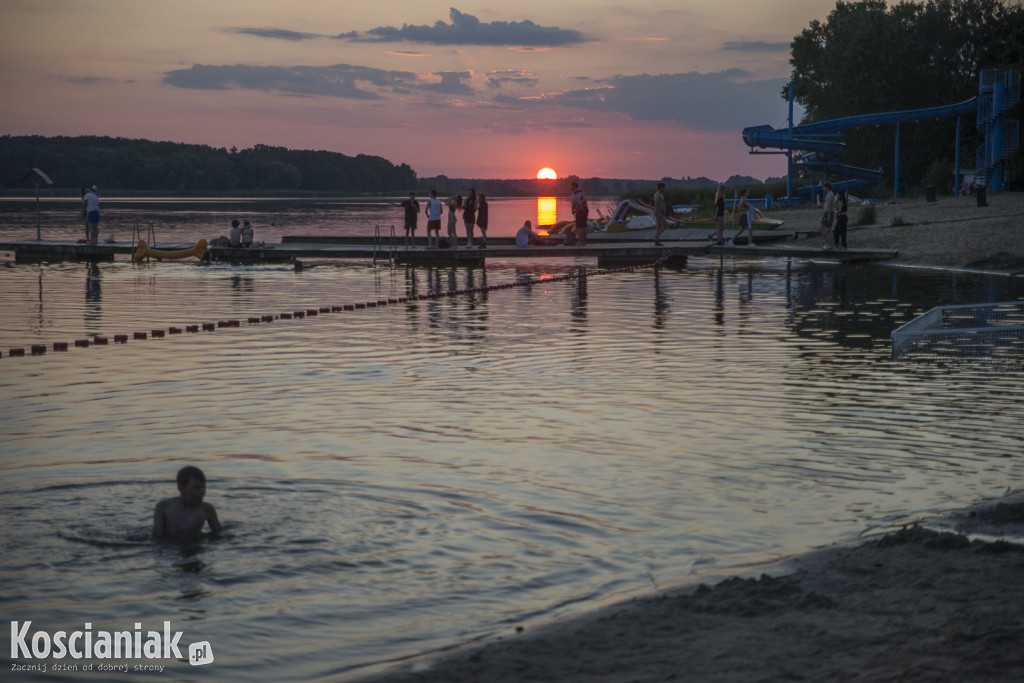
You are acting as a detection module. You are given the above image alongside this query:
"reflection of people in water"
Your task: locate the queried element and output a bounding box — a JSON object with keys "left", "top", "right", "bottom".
{"left": 152, "top": 466, "right": 223, "bottom": 540}
{"left": 85, "top": 262, "right": 102, "bottom": 303}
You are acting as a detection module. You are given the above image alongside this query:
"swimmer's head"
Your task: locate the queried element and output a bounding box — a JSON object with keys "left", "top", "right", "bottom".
{"left": 176, "top": 466, "right": 207, "bottom": 505}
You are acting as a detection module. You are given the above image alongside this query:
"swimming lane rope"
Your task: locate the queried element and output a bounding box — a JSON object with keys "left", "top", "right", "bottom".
{"left": 3, "top": 256, "right": 670, "bottom": 360}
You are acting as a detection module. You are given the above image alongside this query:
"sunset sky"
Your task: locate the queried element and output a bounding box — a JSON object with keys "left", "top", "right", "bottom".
{"left": 1, "top": 1, "right": 839, "bottom": 181}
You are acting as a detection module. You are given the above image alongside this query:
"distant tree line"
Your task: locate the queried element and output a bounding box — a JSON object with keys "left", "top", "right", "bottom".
{"left": 789, "top": 0, "right": 1024, "bottom": 193}
{"left": 418, "top": 174, "right": 774, "bottom": 199}
{"left": 0, "top": 135, "right": 417, "bottom": 194}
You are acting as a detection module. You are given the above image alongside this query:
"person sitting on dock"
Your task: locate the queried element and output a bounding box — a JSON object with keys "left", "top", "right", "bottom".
{"left": 229, "top": 219, "right": 242, "bottom": 247}
{"left": 516, "top": 220, "right": 542, "bottom": 247}
{"left": 241, "top": 220, "right": 254, "bottom": 247}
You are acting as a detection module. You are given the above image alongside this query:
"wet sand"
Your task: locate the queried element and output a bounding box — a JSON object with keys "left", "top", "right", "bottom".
{"left": 361, "top": 192, "right": 1024, "bottom": 682}
{"left": 363, "top": 497, "right": 1024, "bottom": 683}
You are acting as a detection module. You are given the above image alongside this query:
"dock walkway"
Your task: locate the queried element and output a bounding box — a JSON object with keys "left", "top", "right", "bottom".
{"left": 0, "top": 234, "right": 898, "bottom": 266}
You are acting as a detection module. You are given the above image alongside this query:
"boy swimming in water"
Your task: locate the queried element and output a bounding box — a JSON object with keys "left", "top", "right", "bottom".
{"left": 152, "top": 466, "right": 223, "bottom": 539}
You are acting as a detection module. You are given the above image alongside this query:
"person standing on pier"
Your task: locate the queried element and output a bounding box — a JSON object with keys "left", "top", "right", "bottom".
{"left": 476, "top": 194, "right": 489, "bottom": 248}
{"left": 712, "top": 185, "right": 727, "bottom": 245}
{"left": 653, "top": 182, "right": 668, "bottom": 246}
{"left": 833, "top": 190, "right": 848, "bottom": 250}
{"left": 399, "top": 192, "right": 420, "bottom": 248}
{"left": 820, "top": 182, "right": 835, "bottom": 250}
{"left": 425, "top": 190, "right": 443, "bottom": 248}
{"left": 570, "top": 181, "right": 589, "bottom": 246}
{"left": 445, "top": 194, "right": 462, "bottom": 249}
{"left": 82, "top": 185, "right": 100, "bottom": 245}
{"left": 728, "top": 188, "right": 755, "bottom": 247}
{"left": 463, "top": 188, "right": 478, "bottom": 248}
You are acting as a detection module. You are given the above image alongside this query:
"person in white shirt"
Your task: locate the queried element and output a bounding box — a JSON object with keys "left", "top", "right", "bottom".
{"left": 424, "top": 190, "right": 443, "bottom": 248}
{"left": 820, "top": 182, "right": 836, "bottom": 249}
{"left": 516, "top": 220, "right": 541, "bottom": 247}
{"left": 82, "top": 185, "right": 100, "bottom": 244}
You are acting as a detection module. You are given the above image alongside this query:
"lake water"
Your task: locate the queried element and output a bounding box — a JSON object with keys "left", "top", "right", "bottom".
{"left": 2, "top": 198, "right": 1023, "bottom": 680}
{"left": 0, "top": 195, "right": 581, "bottom": 245}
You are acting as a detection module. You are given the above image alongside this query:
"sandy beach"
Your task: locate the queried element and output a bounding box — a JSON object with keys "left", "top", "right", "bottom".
{"left": 361, "top": 191, "right": 1024, "bottom": 683}
{"left": 772, "top": 190, "right": 1024, "bottom": 275}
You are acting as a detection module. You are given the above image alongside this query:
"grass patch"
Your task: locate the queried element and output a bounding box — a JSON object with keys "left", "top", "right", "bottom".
{"left": 890, "top": 215, "right": 909, "bottom": 227}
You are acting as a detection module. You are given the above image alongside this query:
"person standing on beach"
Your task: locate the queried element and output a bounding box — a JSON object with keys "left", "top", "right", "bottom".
{"left": 712, "top": 185, "right": 727, "bottom": 245}
{"left": 82, "top": 185, "right": 100, "bottom": 245}
{"left": 399, "top": 192, "right": 420, "bottom": 248}
{"left": 476, "top": 194, "right": 489, "bottom": 248}
{"left": 445, "top": 194, "right": 461, "bottom": 249}
{"left": 728, "top": 188, "right": 755, "bottom": 247}
{"left": 653, "top": 182, "right": 668, "bottom": 246}
{"left": 425, "top": 190, "right": 443, "bottom": 248}
{"left": 570, "top": 181, "right": 589, "bottom": 246}
{"left": 463, "top": 188, "right": 478, "bottom": 248}
{"left": 833, "top": 190, "right": 849, "bottom": 250}
{"left": 820, "top": 182, "right": 835, "bottom": 249}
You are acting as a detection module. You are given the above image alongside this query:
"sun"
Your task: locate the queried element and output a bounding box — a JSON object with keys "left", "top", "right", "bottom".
{"left": 536, "top": 167, "right": 557, "bottom": 180}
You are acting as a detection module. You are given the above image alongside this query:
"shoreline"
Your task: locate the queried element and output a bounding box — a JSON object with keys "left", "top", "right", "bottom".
{"left": 361, "top": 492, "right": 1024, "bottom": 682}
{"left": 768, "top": 190, "right": 1024, "bottom": 277}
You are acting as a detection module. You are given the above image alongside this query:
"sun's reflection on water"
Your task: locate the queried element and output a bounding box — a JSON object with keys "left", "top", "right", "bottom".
{"left": 537, "top": 196, "right": 557, "bottom": 227}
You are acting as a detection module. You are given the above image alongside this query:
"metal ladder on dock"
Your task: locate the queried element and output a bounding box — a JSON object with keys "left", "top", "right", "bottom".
{"left": 130, "top": 223, "right": 156, "bottom": 262}
{"left": 373, "top": 225, "right": 396, "bottom": 265}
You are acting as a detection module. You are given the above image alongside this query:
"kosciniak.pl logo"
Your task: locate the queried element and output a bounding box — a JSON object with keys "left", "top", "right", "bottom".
{"left": 10, "top": 621, "right": 213, "bottom": 667}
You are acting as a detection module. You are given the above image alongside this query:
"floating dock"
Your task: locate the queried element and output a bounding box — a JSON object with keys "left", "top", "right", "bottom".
{"left": 0, "top": 234, "right": 898, "bottom": 267}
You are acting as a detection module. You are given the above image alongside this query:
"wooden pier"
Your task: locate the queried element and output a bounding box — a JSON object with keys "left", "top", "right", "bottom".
{"left": 0, "top": 234, "right": 898, "bottom": 267}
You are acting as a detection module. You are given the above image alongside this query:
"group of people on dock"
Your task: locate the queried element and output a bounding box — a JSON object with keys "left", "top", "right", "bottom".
{"left": 209, "top": 219, "right": 259, "bottom": 248}
{"left": 397, "top": 181, "right": 593, "bottom": 249}
{"left": 397, "top": 189, "right": 490, "bottom": 249}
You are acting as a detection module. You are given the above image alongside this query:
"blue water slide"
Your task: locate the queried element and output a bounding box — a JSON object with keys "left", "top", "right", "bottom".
{"left": 742, "top": 124, "right": 883, "bottom": 183}
{"left": 787, "top": 97, "right": 977, "bottom": 135}
{"left": 743, "top": 97, "right": 980, "bottom": 188}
